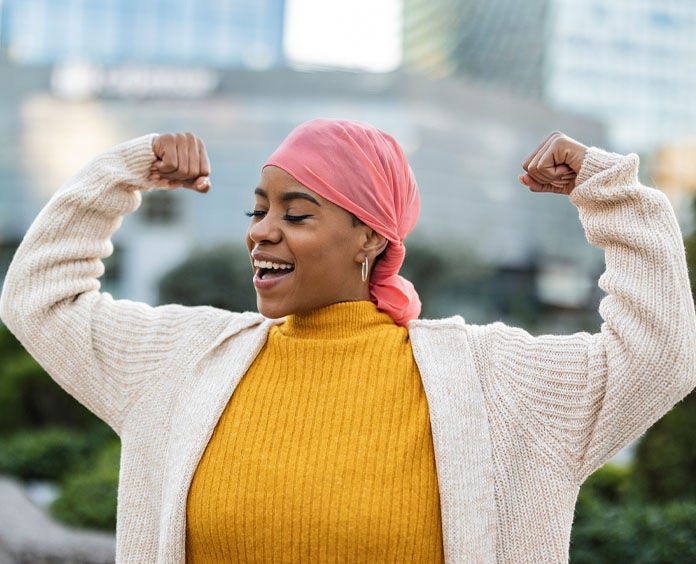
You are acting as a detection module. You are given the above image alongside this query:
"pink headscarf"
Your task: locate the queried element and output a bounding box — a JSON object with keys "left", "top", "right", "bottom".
{"left": 264, "top": 118, "right": 422, "bottom": 326}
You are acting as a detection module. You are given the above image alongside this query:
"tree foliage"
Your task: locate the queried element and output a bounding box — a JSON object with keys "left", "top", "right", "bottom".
{"left": 629, "top": 382, "right": 696, "bottom": 503}
{"left": 626, "top": 199, "right": 696, "bottom": 503}
{"left": 51, "top": 439, "right": 121, "bottom": 531}
{"left": 157, "top": 243, "right": 257, "bottom": 311}
{"left": 571, "top": 500, "right": 696, "bottom": 563}
{"left": 399, "top": 238, "right": 489, "bottom": 318}
{"left": 0, "top": 325, "right": 102, "bottom": 433}
{"left": 572, "top": 463, "right": 696, "bottom": 562}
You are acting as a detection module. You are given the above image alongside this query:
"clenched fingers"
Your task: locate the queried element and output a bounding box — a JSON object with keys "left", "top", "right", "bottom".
{"left": 149, "top": 132, "right": 211, "bottom": 192}
{"left": 521, "top": 131, "right": 587, "bottom": 195}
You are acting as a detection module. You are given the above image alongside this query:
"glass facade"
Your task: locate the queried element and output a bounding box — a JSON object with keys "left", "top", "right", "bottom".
{"left": 3, "top": 0, "right": 285, "bottom": 68}
{"left": 546, "top": 0, "right": 696, "bottom": 152}
{"left": 402, "top": 0, "right": 550, "bottom": 98}
{"left": 403, "top": 0, "right": 696, "bottom": 152}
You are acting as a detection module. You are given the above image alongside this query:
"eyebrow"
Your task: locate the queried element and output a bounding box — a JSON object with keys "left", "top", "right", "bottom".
{"left": 254, "top": 188, "right": 321, "bottom": 206}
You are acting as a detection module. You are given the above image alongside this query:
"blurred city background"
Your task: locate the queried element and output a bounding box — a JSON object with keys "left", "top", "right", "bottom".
{"left": 0, "top": 0, "right": 695, "bottom": 562}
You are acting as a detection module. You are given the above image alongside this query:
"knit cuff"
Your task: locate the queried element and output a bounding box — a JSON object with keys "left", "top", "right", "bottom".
{"left": 113, "top": 133, "right": 161, "bottom": 191}
{"left": 569, "top": 147, "right": 641, "bottom": 208}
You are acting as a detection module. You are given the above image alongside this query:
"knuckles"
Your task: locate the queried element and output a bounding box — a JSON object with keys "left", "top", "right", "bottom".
{"left": 153, "top": 132, "right": 209, "bottom": 181}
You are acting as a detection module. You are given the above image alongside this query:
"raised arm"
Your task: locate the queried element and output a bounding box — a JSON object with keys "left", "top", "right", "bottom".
{"left": 469, "top": 132, "right": 696, "bottom": 483}
{"left": 0, "top": 133, "right": 226, "bottom": 434}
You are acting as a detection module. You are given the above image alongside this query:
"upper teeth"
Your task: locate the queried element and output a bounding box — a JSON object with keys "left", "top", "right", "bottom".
{"left": 254, "top": 260, "right": 293, "bottom": 270}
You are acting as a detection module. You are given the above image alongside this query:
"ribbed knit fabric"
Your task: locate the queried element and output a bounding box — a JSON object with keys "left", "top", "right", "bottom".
{"left": 186, "top": 300, "right": 444, "bottom": 563}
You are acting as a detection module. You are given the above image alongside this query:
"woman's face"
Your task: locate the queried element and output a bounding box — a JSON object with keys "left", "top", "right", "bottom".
{"left": 245, "top": 165, "right": 372, "bottom": 319}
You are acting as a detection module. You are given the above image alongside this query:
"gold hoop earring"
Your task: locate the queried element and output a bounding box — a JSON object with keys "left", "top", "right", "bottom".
{"left": 361, "top": 256, "right": 369, "bottom": 283}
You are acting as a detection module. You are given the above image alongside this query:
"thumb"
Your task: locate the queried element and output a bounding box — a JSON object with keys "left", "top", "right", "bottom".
{"left": 519, "top": 174, "right": 542, "bottom": 190}
{"left": 152, "top": 135, "right": 165, "bottom": 159}
{"left": 519, "top": 174, "right": 571, "bottom": 195}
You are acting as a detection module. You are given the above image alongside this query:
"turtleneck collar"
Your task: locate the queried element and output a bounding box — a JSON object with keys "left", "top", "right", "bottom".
{"left": 278, "top": 300, "right": 396, "bottom": 340}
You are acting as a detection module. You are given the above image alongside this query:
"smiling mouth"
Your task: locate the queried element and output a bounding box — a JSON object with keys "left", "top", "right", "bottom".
{"left": 254, "top": 259, "right": 295, "bottom": 279}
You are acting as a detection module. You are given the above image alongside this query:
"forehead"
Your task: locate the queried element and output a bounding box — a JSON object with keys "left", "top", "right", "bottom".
{"left": 257, "top": 165, "right": 329, "bottom": 205}
{"left": 257, "top": 165, "right": 357, "bottom": 226}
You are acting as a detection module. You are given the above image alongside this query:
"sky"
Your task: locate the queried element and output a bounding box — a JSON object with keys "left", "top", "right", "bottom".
{"left": 283, "top": 0, "right": 403, "bottom": 72}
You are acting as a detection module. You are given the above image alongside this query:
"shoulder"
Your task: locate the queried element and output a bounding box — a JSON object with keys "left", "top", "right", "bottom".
{"left": 407, "top": 317, "right": 548, "bottom": 372}
{"left": 408, "top": 315, "right": 467, "bottom": 331}
{"left": 408, "top": 315, "right": 509, "bottom": 338}
{"left": 190, "top": 307, "right": 269, "bottom": 337}
{"left": 407, "top": 316, "right": 514, "bottom": 355}
{"left": 148, "top": 304, "right": 270, "bottom": 357}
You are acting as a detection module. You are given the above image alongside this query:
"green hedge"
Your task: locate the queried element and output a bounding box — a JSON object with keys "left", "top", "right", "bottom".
{"left": 576, "top": 462, "right": 630, "bottom": 510}
{"left": 50, "top": 439, "right": 120, "bottom": 531}
{"left": 571, "top": 501, "right": 696, "bottom": 563}
{"left": 158, "top": 243, "right": 257, "bottom": 311}
{"left": 571, "top": 463, "right": 696, "bottom": 562}
{"left": 0, "top": 427, "right": 93, "bottom": 481}
{"left": 0, "top": 424, "right": 116, "bottom": 480}
{"left": 629, "top": 391, "right": 696, "bottom": 503}
{"left": 0, "top": 325, "right": 102, "bottom": 433}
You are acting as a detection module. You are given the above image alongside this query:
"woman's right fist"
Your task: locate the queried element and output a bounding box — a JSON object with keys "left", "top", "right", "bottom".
{"left": 149, "top": 133, "right": 211, "bottom": 192}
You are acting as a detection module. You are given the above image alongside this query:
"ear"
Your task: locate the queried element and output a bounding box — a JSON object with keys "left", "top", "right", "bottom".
{"left": 355, "top": 228, "right": 388, "bottom": 264}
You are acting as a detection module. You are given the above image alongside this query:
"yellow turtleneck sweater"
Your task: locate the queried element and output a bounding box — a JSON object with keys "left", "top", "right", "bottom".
{"left": 186, "top": 301, "right": 444, "bottom": 562}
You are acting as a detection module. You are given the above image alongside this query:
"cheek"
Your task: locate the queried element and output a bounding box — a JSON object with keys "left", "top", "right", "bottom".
{"left": 301, "top": 232, "right": 357, "bottom": 272}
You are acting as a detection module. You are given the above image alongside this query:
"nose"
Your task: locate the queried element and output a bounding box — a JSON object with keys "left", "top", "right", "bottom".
{"left": 247, "top": 212, "right": 282, "bottom": 245}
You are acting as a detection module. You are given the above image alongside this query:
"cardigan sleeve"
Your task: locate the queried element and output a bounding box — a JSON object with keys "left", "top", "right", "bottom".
{"left": 0, "top": 135, "right": 230, "bottom": 434}
{"left": 468, "top": 147, "right": 696, "bottom": 483}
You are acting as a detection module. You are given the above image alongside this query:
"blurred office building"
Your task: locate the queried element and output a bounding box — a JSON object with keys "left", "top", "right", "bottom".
{"left": 0, "top": 60, "right": 605, "bottom": 329}
{"left": 0, "top": 1, "right": 609, "bottom": 331}
{"left": 402, "top": 0, "right": 549, "bottom": 98}
{"left": 1, "top": 0, "right": 285, "bottom": 68}
{"left": 403, "top": 0, "right": 696, "bottom": 154}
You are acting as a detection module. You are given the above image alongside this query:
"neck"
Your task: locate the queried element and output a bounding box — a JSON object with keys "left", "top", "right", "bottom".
{"left": 278, "top": 300, "right": 393, "bottom": 340}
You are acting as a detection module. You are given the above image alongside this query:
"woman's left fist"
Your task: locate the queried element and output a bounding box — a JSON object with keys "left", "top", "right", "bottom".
{"left": 519, "top": 131, "right": 588, "bottom": 195}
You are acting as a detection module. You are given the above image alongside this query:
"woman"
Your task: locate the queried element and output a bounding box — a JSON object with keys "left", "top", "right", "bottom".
{"left": 1, "top": 119, "right": 694, "bottom": 563}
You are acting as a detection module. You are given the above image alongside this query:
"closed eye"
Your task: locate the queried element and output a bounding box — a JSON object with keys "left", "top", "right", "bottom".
{"left": 283, "top": 214, "right": 312, "bottom": 222}
{"left": 245, "top": 210, "right": 312, "bottom": 223}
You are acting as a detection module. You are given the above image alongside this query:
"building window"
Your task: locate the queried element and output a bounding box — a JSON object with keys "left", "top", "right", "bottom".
{"left": 0, "top": 239, "right": 20, "bottom": 282}
{"left": 649, "top": 10, "right": 677, "bottom": 28}
{"left": 140, "top": 190, "right": 180, "bottom": 224}
{"left": 101, "top": 244, "right": 124, "bottom": 296}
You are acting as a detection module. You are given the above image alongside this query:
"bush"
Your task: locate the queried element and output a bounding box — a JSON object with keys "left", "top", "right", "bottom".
{"left": 573, "top": 463, "right": 696, "bottom": 562}
{"left": 50, "top": 439, "right": 120, "bottom": 531}
{"left": 576, "top": 462, "right": 631, "bottom": 511}
{"left": 400, "top": 238, "right": 489, "bottom": 318}
{"left": 0, "top": 423, "right": 116, "bottom": 481}
{"left": 0, "top": 427, "right": 92, "bottom": 481}
{"left": 629, "top": 391, "right": 696, "bottom": 503}
{"left": 0, "top": 325, "right": 103, "bottom": 433}
{"left": 570, "top": 501, "right": 696, "bottom": 563}
{"left": 684, "top": 202, "right": 696, "bottom": 299}
{"left": 158, "top": 243, "right": 257, "bottom": 311}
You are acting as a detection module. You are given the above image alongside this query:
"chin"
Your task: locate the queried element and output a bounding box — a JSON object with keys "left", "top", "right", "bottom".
{"left": 257, "top": 296, "right": 333, "bottom": 319}
{"left": 256, "top": 299, "right": 292, "bottom": 320}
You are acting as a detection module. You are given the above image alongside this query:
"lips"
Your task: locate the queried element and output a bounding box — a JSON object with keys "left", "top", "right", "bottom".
{"left": 253, "top": 259, "right": 294, "bottom": 279}
{"left": 251, "top": 252, "right": 295, "bottom": 288}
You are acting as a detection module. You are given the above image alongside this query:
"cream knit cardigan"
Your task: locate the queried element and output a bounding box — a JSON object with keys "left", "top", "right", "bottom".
{"left": 1, "top": 135, "right": 695, "bottom": 563}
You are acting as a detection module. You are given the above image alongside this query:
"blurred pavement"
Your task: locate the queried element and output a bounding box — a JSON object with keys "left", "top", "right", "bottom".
{"left": 0, "top": 476, "right": 114, "bottom": 564}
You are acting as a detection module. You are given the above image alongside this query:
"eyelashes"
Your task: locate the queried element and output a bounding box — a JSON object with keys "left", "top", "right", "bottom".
{"left": 244, "top": 210, "right": 312, "bottom": 223}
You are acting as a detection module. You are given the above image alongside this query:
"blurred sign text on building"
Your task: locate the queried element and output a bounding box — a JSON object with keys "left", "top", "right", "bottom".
{"left": 51, "top": 62, "right": 220, "bottom": 100}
